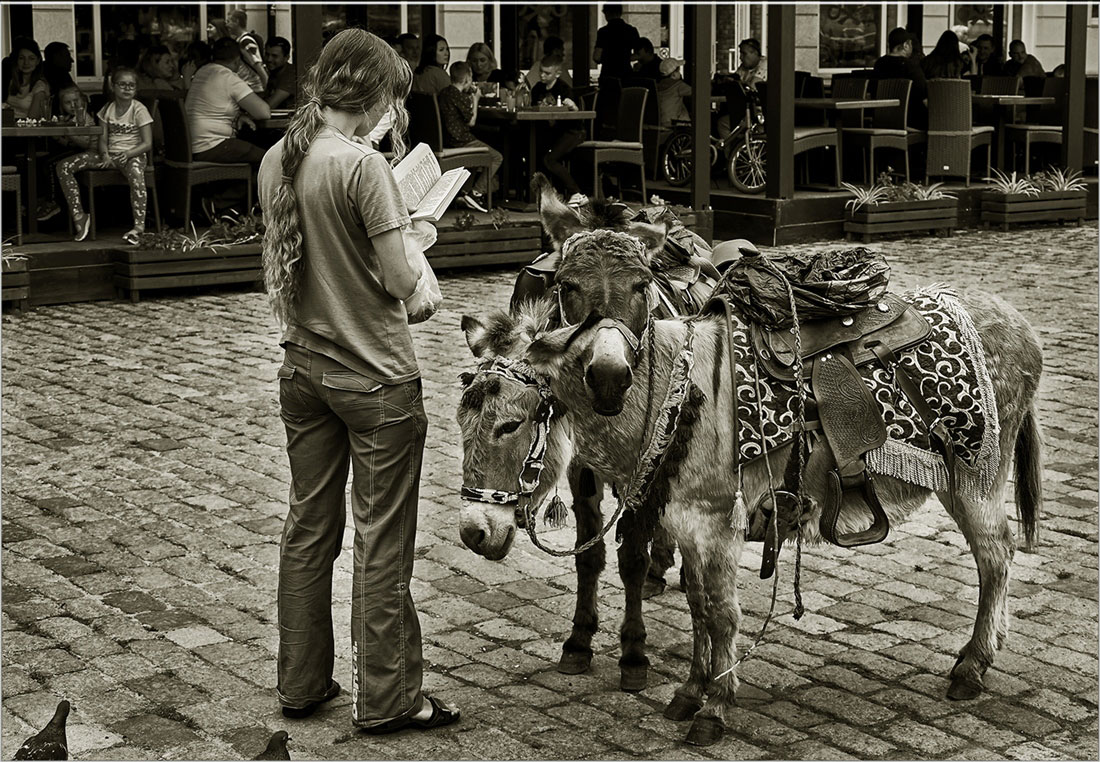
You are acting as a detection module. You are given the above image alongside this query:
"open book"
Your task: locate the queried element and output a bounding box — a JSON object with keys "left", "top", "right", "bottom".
{"left": 392, "top": 143, "right": 471, "bottom": 223}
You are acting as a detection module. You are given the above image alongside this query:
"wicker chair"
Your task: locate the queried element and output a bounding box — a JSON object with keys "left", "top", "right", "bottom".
{"left": 926, "top": 79, "right": 992, "bottom": 186}
{"left": 1004, "top": 77, "right": 1065, "bottom": 174}
{"left": 573, "top": 86, "right": 648, "bottom": 201}
{"left": 158, "top": 98, "right": 252, "bottom": 226}
{"left": 2, "top": 166, "right": 22, "bottom": 245}
{"left": 973, "top": 74, "right": 1021, "bottom": 126}
{"left": 842, "top": 79, "right": 926, "bottom": 182}
{"left": 406, "top": 92, "right": 496, "bottom": 209}
{"left": 831, "top": 76, "right": 869, "bottom": 128}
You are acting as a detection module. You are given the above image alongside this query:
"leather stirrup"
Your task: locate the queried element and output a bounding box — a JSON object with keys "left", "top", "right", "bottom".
{"left": 820, "top": 467, "right": 891, "bottom": 547}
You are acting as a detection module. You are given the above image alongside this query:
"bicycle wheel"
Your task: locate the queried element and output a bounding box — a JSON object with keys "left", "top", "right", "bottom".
{"left": 660, "top": 131, "right": 694, "bottom": 187}
{"left": 728, "top": 136, "right": 767, "bottom": 194}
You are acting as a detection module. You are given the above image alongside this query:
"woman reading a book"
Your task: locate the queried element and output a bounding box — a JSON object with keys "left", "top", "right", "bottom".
{"left": 257, "top": 28, "right": 460, "bottom": 735}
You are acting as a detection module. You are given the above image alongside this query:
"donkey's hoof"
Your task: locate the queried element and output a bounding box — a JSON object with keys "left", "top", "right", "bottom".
{"left": 946, "top": 673, "right": 984, "bottom": 701}
{"left": 557, "top": 651, "right": 592, "bottom": 675}
{"left": 619, "top": 664, "right": 647, "bottom": 692}
{"left": 684, "top": 715, "right": 724, "bottom": 746}
{"left": 663, "top": 695, "right": 703, "bottom": 722}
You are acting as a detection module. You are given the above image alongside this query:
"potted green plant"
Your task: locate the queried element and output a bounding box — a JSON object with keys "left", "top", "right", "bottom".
{"left": 2, "top": 239, "right": 30, "bottom": 314}
{"left": 113, "top": 210, "right": 264, "bottom": 302}
{"left": 842, "top": 172, "right": 959, "bottom": 242}
{"left": 981, "top": 167, "right": 1088, "bottom": 230}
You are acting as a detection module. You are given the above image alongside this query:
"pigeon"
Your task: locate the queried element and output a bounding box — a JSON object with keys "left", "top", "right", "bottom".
{"left": 14, "top": 700, "right": 69, "bottom": 760}
{"left": 253, "top": 730, "right": 291, "bottom": 761}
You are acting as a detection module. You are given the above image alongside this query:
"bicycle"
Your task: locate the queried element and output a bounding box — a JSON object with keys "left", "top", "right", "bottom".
{"left": 659, "top": 81, "right": 767, "bottom": 194}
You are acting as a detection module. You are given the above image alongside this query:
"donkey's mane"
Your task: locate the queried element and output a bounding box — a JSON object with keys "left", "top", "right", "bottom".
{"left": 562, "top": 229, "right": 647, "bottom": 263}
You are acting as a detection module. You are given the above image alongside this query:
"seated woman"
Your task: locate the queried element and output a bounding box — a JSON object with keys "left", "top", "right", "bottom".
{"left": 466, "top": 42, "right": 516, "bottom": 92}
{"left": 5, "top": 37, "right": 51, "bottom": 119}
{"left": 412, "top": 35, "right": 451, "bottom": 95}
{"left": 138, "top": 44, "right": 186, "bottom": 92}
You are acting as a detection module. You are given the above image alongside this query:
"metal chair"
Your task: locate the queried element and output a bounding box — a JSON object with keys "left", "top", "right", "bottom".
{"left": 574, "top": 86, "right": 647, "bottom": 201}
{"left": 406, "top": 92, "right": 495, "bottom": 209}
{"left": 842, "top": 79, "right": 926, "bottom": 182}
{"left": 2, "top": 166, "right": 22, "bottom": 245}
{"left": 1004, "top": 77, "right": 1065, "bottom": 174}
{"left": 926, "top": 79, "right": 992, "bottom": 186}
{"left": 158, "top": 98, "right": 252, "bottom": 226}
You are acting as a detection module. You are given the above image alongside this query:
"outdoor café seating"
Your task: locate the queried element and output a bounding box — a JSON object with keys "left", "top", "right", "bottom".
{"left": 406, "top": 91, "right": 496, "bottom": 209}
{"left": 73, "top": 146, "right": 162, "bottom": 241}
{"left": 842, "top": 78, "right": 924, "bottom": 182}
{"left": 573, "top": 85, "right": 648, "bottom": 201}
{"left": 2, "top": 166, "right": 22, "bottom": 245}
{"left": 1004, "top": 76, "right": 1065, "bottom": 174}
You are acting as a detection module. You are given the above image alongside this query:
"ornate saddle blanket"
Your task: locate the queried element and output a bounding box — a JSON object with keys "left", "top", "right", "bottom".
{"left": 727, "top": 286, "right": 1001, "bottom": 502}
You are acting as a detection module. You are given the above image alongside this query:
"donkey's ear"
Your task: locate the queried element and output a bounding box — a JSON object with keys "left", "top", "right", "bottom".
{"left": 461, "top": 314, "right": 492, "bottom": 358}
{"left": 534, "top": 172, "right": 585, "bottom": 249}
{"left": 627, "top": 221, "right": 668, "bottom": 264}
{"left": 463, "top": 311, "right": 521, "bottom": 359}
{"left": 524, "top": 312, "right": 600, "bottom": 374}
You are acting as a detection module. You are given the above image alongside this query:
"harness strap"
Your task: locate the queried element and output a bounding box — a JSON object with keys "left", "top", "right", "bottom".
{"left": 867, "top": 341, "right": 958, "bottom": 514}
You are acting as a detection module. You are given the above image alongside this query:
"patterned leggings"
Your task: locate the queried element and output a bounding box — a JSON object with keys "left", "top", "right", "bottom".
{"left": 56, "top": 151, "right": 147, "bottom": 228}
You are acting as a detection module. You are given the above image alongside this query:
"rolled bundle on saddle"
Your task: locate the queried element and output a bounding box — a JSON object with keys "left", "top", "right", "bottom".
{"left": 715, "top": 248, "right": 954, "bottom": 578}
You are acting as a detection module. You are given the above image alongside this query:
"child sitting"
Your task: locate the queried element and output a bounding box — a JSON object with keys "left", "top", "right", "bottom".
{"left": 656, "top": 57, "right": 692, "bottom": 126}
{"left": 437, "top": 61, "right": 502, "bottom": 212}
{"left": 35, "top": 85, "right": 98, "bottom": 223}
{"left": 530, "top": 55, "right": 586, "bottom": 206}
{"left": 56, "top": 67, "right": 153, "bottom": 243}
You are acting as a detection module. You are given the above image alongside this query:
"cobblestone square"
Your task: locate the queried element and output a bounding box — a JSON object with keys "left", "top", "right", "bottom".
{"left": 2, "top": 226, "right": 1097, "bottom": 760}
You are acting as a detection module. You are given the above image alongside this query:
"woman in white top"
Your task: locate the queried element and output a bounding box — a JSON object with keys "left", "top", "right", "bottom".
{"left": 5, "top": 38, "right": 50, "bottom": 119}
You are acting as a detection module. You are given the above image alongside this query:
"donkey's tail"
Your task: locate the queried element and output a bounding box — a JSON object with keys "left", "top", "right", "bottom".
{"left": 1013, "top": 404, "right": 1043, "bottom": 551}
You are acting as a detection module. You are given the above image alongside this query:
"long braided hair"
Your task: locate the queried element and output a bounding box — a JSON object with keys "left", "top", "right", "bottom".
{"left": 263, "top": 28, "right": 412, "bottom": 325}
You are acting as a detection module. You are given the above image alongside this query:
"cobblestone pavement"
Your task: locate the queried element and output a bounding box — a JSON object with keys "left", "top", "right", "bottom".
{"left": 2, "top": 226, "right": 1097, "bottom": 761}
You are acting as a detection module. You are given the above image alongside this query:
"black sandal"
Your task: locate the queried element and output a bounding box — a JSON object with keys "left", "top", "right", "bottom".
{"left": 361, "top": 696, "right": 460, "bottom": 734}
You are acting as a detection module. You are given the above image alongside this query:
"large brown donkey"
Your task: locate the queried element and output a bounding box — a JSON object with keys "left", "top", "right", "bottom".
{"left": 456, "top": 229, "right": 1043, "bottom": 747}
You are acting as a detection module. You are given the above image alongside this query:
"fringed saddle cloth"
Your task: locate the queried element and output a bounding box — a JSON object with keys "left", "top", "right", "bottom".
{"left": 731, "top": 286, "right": 1002, "bottom": 505}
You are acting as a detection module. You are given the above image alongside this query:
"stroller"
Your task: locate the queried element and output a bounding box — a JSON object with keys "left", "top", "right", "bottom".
{"left": 659, "top": 80, "right": 767, "bottom": 194}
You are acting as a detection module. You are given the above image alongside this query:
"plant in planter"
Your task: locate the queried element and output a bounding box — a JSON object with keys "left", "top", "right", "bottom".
{"left": 114, "top": 210, "right": 265, "bottom": 302}
{"left": 842, "top": 171, "right": 959, "bottom": 242}
{"left": 981, "top": 167, "right": 1088, "bottom": 230}
{"left": 2, "top": 238, "right": 30, "bottom": 314}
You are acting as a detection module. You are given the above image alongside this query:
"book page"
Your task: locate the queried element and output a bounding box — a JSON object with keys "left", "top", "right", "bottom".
{"left": 392, "top": 143, "right": 442, "bottom": 213}
{"left": 411, "top": 167, "right": 471, "bottom": 223}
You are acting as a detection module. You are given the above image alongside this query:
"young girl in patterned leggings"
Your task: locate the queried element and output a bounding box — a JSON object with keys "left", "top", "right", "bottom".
{"left": 56, "top": 67, "right": 153, "bottom": 243}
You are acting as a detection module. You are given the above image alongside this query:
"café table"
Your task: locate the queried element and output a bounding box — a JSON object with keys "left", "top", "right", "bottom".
{"left": 478, "top": 106, "right": 596, "bottom": 206}
{"left": 2, "top": 123, "right": 104, "bottom": 236}
{"left": 791, "top": 98, "right": 900, "bottom": 187}
{"left": 971, "top": 94, "right": 1055, "bottom": 170}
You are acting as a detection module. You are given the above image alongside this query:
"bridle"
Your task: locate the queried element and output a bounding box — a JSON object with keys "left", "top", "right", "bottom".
{"left": 459, "top": 357, "right": 557, "bottom": 526}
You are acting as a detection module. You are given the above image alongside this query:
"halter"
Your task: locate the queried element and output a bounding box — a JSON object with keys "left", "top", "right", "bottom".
{"left": 459, "top": 357, "right": 557, "bottom": 509}
{"left": 555, "top": 231, "right": 655, "bottom": 371}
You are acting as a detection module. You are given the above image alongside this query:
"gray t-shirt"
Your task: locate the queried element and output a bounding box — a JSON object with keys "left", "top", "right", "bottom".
{"left": 258, "top": 126, "right": 416, "bottom": 384}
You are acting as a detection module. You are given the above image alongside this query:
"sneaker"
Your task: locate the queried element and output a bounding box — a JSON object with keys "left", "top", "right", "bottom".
{"left": 282, "top": 680, "right": 341, "bottom": 719}
{"left": 567, "top": 193, "right": 588, "bottom": 207}
{"left": 122, "top": 228, "right": 144, "bottom": 246}
{"left": 36, "top": 201, "right": 60, "bottom": 222}
{"left": 459, "top": 192, "right": 488, "bottom": 213}
{"left": 73, "top": 213, "right": 92, "bottom": 242}
{"left": 200, "top": 197, "right": 218, "bottom": 226}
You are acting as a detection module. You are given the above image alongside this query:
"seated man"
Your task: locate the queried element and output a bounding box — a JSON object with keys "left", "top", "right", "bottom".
{"left": 438, "top": 61, "right": 503, "bottom": 212}
{"left": 185, "top": 37, "right": 271, "bottom": 218}
{"left": 631, "top": 37, "right": 661, "bottom": 79}
{"left": 1004, "top": 39, "right": 1045, "bottom": 79}
{"left": 263, "top": 36, "right": 296, "bottom": 109}
{"left": 872, "top": 27, "right": 928, "bottom": 130}
{"left": 531, "top": 55, "right": 586, "bottom": 205}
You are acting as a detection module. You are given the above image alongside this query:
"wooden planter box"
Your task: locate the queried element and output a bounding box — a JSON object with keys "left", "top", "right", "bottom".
{"left": 844, "top": 198, "right": 959, "bottom": 242}
{"left": 981, "top": 190, "right": 1087, "bottom": 230}
{"left": 427, "top": 223, "right": 541, "bottom": 269}
{"left": 2, "top": 258, "right": 30, "bottom": 313}
{"left": 113, "top": 242, "right": 262, "bottom": 303}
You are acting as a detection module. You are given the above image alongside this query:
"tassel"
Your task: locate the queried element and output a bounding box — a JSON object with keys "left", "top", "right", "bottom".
{"left": 543, "top": 495, "right": 568, "bottom": 528}
{"left": 731, "top": 489, "right": 746, "bottom": 530}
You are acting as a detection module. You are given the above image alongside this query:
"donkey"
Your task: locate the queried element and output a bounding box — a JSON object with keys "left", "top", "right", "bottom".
{"left": 457, "top": 229, "right": 1044, "bottom": 746}
{"left": 459, "top": 175, "right": 716, "bottom": 692}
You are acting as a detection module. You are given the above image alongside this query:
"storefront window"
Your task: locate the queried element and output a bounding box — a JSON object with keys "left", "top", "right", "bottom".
{"left": 819, "top": 4, "right": 882, "bottom": 69}
{"left": 320, "top": 4, "right": 401, "bottom": 43}
{"left": 99, "top": 4, "right": 201, "bottom": 64}
{"left": 953, "top": 4, "right": 994, "bottom": 41}
{"left": 517, "top": 4, "right": 572, "bottom": 69}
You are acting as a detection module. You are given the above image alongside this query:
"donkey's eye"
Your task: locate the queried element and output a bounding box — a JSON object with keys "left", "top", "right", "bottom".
{"left": 495, "top": 420, "right": 523, "bottom": 437}
{"left": 558, "top": 281, "right": 577, "bottom": 294}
